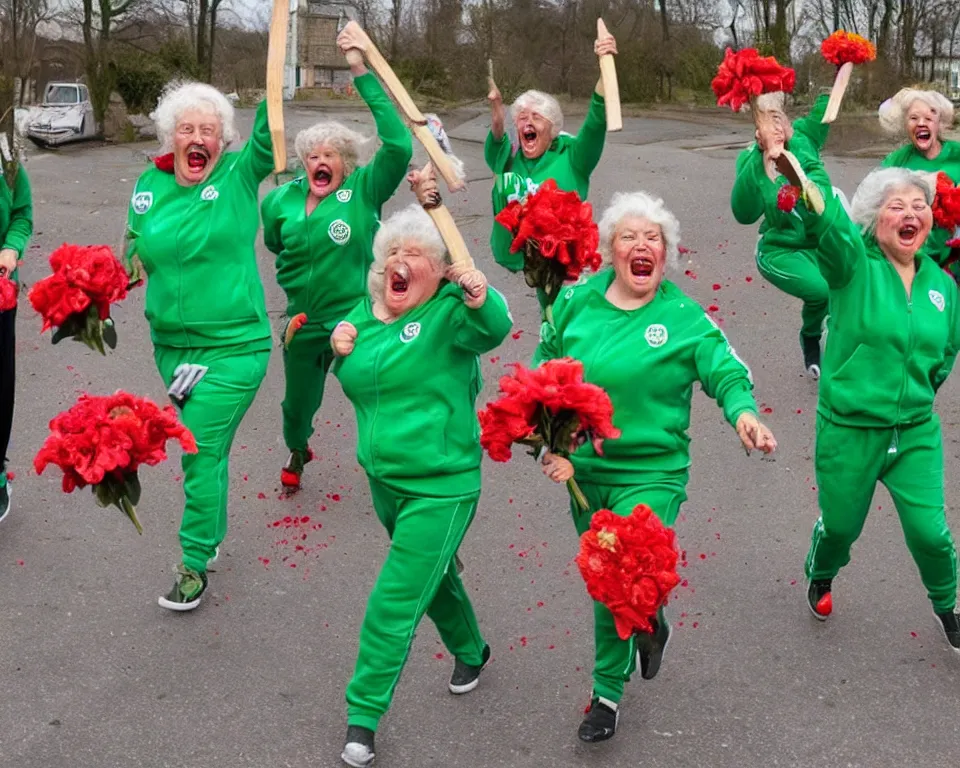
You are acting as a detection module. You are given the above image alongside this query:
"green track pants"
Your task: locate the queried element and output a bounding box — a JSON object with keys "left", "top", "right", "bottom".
{"left": 282, "top": 323, "right": 335, "bottom": 453}
{"left": 573, "top": 478, "right": 687, "bottom": 703}
{"left": 154, "top": 343, "right": 269, "bottom": 573}
{"left": 805, "top": 414, "right": 958, "bottom": 613}
{"left": 756, "top": 246, "right": 829, "bottom": 339}
{"left": 345, "top": 478, "right": 488, "bottom": 731}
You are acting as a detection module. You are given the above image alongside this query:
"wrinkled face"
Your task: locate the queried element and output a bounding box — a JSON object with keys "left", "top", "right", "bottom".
{"left": 382, "top": 240, "right": 443, "bottom": 317}
{"left": 875, "top": 185, "right": 933, "bottom": 262}
{"left": 305, "top": 142, "right": 345, "bottom": 199}
{"left": 611, "top": 216, "right": 667, "bottom": 301}
{"left": 906, "top": 100, "right": 941, "bottom": 154}
{"left": 756, "top": 110, "right": 790, "bottom": 150}
{"left": 514, "top": 109, "right": 553, "bottom": 159}
{"left": 173, "top": 109, "right": 222, "bottom": 185}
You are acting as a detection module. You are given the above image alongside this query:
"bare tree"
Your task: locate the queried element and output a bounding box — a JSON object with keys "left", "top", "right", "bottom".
{"left": 0, "top": 0, "right": 53, "bottom": 104}
{"left": 78, "top": 0, "right": 140, "bottom": 131}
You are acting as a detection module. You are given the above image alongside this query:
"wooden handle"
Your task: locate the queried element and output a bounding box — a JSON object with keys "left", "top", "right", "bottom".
{"left": 427, "top": 205, "right": 474, "bottom": 267}
{"left": 266, "top": 0, "right": 288, "bottom": 173}
{"left": 596, "top": 19, "right": 622, "bottom": 132}
{"left": 822, "top": 61, "right": 853, "bottom": 124}
{"left": 775, "top": 149, "right": 825, "bottom": 215}
{"left": 412, "top": 124, "right": 464, "bottom": 191}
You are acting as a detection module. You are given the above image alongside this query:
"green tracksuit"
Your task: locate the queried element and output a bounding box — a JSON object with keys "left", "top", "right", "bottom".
{"left": 125, "top": 101, "right": 274, "bottom": 573}
{"left": 801, "top": 194, "right": 960, "bottom": 613}
{"left": 261, "top": 73, "right": 413, "bottom": 453}
{"left": 485, "top": 93, "right": 606, "bottom": 304}
{"left": 534, "top": 269, "right": 758, "bottom": 702}
{"left": 881, "top": 139, "right": 960, "bottom": 272}
{"left": 332, "top": 282, "right": 513, "bottom": 731}
{"left": 731, "top": 94, "right": 834, "bottom": 340}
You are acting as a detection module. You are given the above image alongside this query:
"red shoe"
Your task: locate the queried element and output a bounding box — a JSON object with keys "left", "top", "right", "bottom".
{"left": 806, "top": 578, "right": 832, "bottom": 620}
{"left": 281, "top": 447, "right": 314, "bottom": 490}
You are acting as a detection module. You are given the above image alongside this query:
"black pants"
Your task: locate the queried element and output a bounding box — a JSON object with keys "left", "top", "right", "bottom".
{"left": 0, "top": 307, "right": 15, "bottom": 473}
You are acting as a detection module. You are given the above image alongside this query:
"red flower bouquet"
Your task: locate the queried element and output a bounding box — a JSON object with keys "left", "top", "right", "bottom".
{"left": 494, "top": 179, "right": 602, "bottom": 311}
{"left": 478, "top": 358, "right": 621, "bottom": 510}
{"left": 153, "top": 153, "right": 175, "bottom": 173}
{"left": 34, "top": 391, "right": 197, "bottom": 533}
{"left": 821, "top": 30, "right": 876, "bottom": 67}
{"left": 576, "top": 504, "right": 682, "bottom": 639}
{"left": 712, "top": 48, "right": 796, "bottom": 113}
{"left": 0, "top": 276, "right": 17, "bottom": 312}
{"left": 777, "top": 184, "right": 801, "bottom": 212}
{"left": 933, "top": 172, "right": 960, "bottom": 231}
{"left": 28, "top": 243, "right": 135, "bottom": 355}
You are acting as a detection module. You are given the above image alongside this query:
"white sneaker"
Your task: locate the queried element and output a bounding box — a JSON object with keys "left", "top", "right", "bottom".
{"left": 341, "top": 742, "right": 375, "bottom": 768}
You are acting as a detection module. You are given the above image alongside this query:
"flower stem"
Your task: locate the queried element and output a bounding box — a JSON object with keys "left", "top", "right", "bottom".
{"left": 567, "top": 478, "right": 590, "bottom": 512}
{"left": 120, "top": 495, "right": 144, "bottom": 535}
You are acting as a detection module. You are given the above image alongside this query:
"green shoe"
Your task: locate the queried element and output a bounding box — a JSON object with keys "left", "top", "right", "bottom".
{"left": 158, "top": 564, "right": 208, "bottom": 612}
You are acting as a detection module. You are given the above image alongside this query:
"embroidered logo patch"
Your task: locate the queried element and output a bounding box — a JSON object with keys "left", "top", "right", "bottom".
{"left": 132, "top": 192, "right": 153, "bottom": 214}
{"left": 336, "top": 189, "right": 353, "bottom": 203}
{"left": 645, "top": 324, "right": 668, "bottom": 347}
{"left": 400, "top": 322, "right": 421, "bottom": 343}
{"left": 929, "top": 289, "right": 945, "bottom": 312}
{"left": 328, "top": 219, "right": 351, "bottom": 245}
{"left": 200, "top": 185, "right": 219, "bottom": 201}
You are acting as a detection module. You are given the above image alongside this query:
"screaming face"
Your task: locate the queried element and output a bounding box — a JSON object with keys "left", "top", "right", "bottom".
{"left": 875, "top": 185, "right": 933, "bottom": 264}
{"left": 382, "top": 241, "right": 444, "bottom": 317}
{"left": 305, "top": 143, "right": 345, "bottom": 199}
{"left": 173, "top": 109, "right": 223, "bottom": 186}
{"left": 906, "top": 100, "right": 941, "bottom": 158}
{"left": 611, "top": 216, "right": 667, "bottom": 302}
{"left": 514, "top": 110, "right": 553, "bottom": 159}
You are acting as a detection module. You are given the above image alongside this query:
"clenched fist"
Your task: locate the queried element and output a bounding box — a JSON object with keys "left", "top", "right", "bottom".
{"left": 331, "top": 321, "right": 358, "bottom": 357}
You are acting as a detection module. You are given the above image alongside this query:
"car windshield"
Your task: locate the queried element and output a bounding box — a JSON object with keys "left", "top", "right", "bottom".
{"left": 45, "top": 86, "right": 79, "bottom": 105}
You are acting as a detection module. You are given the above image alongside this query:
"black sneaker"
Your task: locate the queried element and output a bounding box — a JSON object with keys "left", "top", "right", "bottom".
{"left": 807, "top": 578, "right": 832, "bottom": 620}
{"left": 449, "top": 644, "right": 491, "bottom": 694}
{"left": 578, "top": 695, "right": 619, "bottom": 743}
{"left": 0, "top": 480, "right": 10, "bottom": 524}
{"left": 802, "top": 334, "right": 822, "bottom": 379}
{"left": 158, "top": 564, "right": 208, "bottom": 611}
{"left": 637, "top": 613, "right": 671, "bottom": 680}
{"left": 935, "top": 612, "right": 960, "bottom": 654}
{"left": 341, "top": 725, "right": 375, "bottom": 768}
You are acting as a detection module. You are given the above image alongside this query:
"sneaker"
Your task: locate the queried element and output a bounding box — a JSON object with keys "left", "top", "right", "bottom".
{"left": 935, "top": 611, "right": 960, "bottom": 654}
{"left": 802, "top": 334, "right": 821, "bottom": 380}
{"left": 0, "top": 480, "right": 10, "bottom": 524}
{"left": 637, "top": 614, "right": 671, "bottom": 680}
{"left": 280, "top": 447, "right": 314, "bottom": 490}
{"left": 578, "top": 695, "right": 619, "bottom": 743}
{"left": 158, "top": 564, "right": 208, "bottom": 611}
{"left": 807, "top": 578, "right": 832, "bottom": 620}
{"left": 449, "top": 644, "right": 491, "bottom": 694}
{"left": 341, "top": 725, "right": 375, "bottom": 768}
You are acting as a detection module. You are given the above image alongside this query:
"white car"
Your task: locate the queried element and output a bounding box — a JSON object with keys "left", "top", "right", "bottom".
{"left": 25, "top": 82, "right": 97, "bottom": 147}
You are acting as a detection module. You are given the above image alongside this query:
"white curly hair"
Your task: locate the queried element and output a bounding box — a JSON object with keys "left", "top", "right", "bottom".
{"left": 878, "top": 87, "right": 955, "bottom": 137}
{"left": 598, "top": 191, "right": 681, "bottom": 270}
{"left": 510, "top": 90, "right": 563, "bottom": 138}
{"left": 151, "top": 80, "right": 239, "bottom": 152}
{"left": 294, "top": 121, "right": 370, "bottom": 178}
{"left": 368, "top": 205, "right": 447, "bottom": 299}
{"left": 850, "top": 167, "right": 934, "bottom": 236}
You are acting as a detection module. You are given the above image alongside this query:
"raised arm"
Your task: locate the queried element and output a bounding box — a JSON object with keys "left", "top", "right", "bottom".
{"left": 260, "top": 188, "right": 283, "bottom": 256}
{"left": 236, "top": 100, "right": 276, "bottom": 186}
{"left": 353, "top": 72, "right": 413, "bottom": 206}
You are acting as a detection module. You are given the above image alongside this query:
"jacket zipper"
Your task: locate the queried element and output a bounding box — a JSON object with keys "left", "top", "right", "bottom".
{"left": 894, "top": 261, "right": 914, "bottom": 426}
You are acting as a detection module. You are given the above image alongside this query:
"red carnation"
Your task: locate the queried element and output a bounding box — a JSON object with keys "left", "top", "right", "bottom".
{"left": 821, "top": 30, "right": 876, "bottom": 67}
{"left": 712, "top": 47, "right": 796, "bottom": 112}
{"left": 777, "top": 184, "right": 801, "bottom": 212}
{"left": 28, "top": 243, "right": 135, "bottom": 355}
{"left": 34, "top": 391, "right": 197, "bottom": 533}
{"left": 478, "top": 358, "right": 621, "bottom": 509}
{"left": 495, "top": 180, "right": 602, "bottom": 311}
{"left": 933, "top": 172, "right": 960, "bottom": 231}
{"left": 576, "top": 504, "right": 682, "bottom": 639}
{"left": 0, "top": 276, "right": 17, "bottom": 312}
{"left": 153, "top": 153, "right": 175, "bottom": 173}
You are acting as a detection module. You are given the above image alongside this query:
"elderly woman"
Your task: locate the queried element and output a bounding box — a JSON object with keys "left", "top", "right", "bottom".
{"left": 329, "top": 200, "right": 512, "bottom": 768}
{"left": 797, "top": 166, "right": 960, "bottom": 652}
{"left": 534, "top": 191, "right": 777, "bottom": 742}
{"left": 880, "top": 87, "right": 960, "bottom": 272}
{"left": 0, "top": 160, "right": 33, "bottom": 522}
{"left": 125, "top": 79, "right": 275, "bottom": 610}
{"left": 731, "top": 91, "right": 836, "bottom": 378}
{"left": 261, "top": 22, "right": 412, "bottom": 491}
{"left": 485, "top": 30, "right": 616, "bottom": 311}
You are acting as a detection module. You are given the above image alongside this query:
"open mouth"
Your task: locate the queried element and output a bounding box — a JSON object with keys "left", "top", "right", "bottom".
{"left": 389, "top": 265, "right": 410, "bottom": 295}
{"left": 915, "top": 127, "right": 931, "bottom": 143}
{"left": 899, "top": 223, "right": 919, "bottom": 243}
{"left": 186, "top": 145, "right": 209, "bottom": 173}
{"left": 630, "top": 256, "right": 655, "bottom": 277}
{"left": 313, "top": 167, "right": 332, "bottom": 189}
{"left": 521, "top": 126, "right": 538, "bottom": 147}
